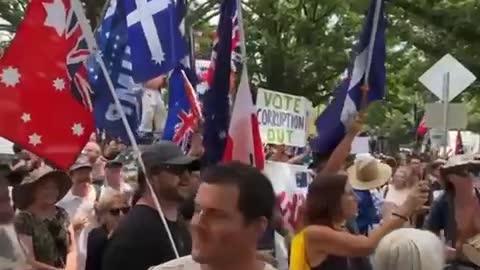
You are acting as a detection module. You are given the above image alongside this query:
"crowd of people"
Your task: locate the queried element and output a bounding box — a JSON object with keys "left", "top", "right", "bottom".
{"left": 0, "top": 119, "right": 480, "bottom": 270}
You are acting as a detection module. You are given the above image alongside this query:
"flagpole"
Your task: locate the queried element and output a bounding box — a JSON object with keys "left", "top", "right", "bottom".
{"left": 236, "top": 0, "right": 248, "bottom": 74}
{"left": 71, "top": 0, "right": 180, "bottom": 258}
{"left": 364, "top": 0, "right": 382, "bottom": 85}
{"left": 360, "top": 0, "right": 382, "bottom": 113}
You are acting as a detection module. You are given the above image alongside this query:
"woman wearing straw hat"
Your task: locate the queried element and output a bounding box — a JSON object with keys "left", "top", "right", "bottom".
{"left": 13, "top": 165, "right": 72, "bottom": 270}
{"left": 346, "top": 154, "right": 392, "bottom": 235}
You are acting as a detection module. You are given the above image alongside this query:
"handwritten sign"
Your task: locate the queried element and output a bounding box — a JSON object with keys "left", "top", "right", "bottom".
{"left": 264, "top": 161, "right": 311, "bottom": 232}
{"left": 256, "top": 88, "right": 308, "bottom": 147}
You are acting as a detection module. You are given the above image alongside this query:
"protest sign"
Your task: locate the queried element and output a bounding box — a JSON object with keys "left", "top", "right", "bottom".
{"left": 256, "top": 88, "right": 309, "bottom": 147}
{"left": 263, "top": 161, "right": 311, "bottom": 232}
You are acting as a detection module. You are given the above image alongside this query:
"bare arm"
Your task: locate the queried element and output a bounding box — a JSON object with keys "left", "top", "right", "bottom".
{"left": 305, "top": 207, "right": 410, "bottom": 258}
{"left": 321, "top": 132, "right": 357, "bottom": 174}
{"left": 306, "top": 181, "right": 429, "bottom": 259}
{"left": 18, "top": 234, "right": 60, "bottom": 270}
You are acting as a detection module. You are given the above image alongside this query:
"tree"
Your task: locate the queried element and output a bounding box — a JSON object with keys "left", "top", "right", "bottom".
{"left": 3, "top": 0, "right": 480, "bottom": 148}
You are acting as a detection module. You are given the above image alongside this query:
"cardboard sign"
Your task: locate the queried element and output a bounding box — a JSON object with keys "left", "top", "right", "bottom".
{"left": 264, "top": 161, "right": 312, "bottom": 232}
{"left": 256, "top": 88, "right": 308, "bottom": 147}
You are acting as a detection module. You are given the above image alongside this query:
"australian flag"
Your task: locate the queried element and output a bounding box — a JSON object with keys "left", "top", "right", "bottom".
{"left": 163, "top": 67, "right": 201, "bottom": 148}
{"left": 123, "top": 0, "right": 187, "bottom": 83}
{"left": 88, "top": 0, "right": 142, "bottom": 143}
{"left": 312, "top": 0, "right": 386, "bottom": 155}
{"left": 162, "top": 0, "right": 200, "bottom": 147}
{"left": 202, "top": 0, "right": 237, "bottom": 165}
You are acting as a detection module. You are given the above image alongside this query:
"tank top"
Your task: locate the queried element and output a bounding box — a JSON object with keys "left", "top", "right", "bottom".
{"left": 311, "top": 255, "right": 348, "bottom": 270}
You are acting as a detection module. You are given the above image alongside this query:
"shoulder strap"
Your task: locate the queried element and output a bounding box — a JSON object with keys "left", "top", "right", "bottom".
{"left": 446, "top": 192, "right": 457, "bottom": 247}
{"left": 383, "top": 185, "right": 389, "bottom": 198}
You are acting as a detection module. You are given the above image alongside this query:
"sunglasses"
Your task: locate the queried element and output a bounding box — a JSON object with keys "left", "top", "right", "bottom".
{"left": 109, "top": 207, "right": 130, "bottom": 216}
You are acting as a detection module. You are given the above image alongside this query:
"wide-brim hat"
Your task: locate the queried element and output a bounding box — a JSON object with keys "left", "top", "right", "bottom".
{"left": 440, "top": 154, "right": 480, "bottom": 177}
{"left": 0, "top": 164, "right": 28, "bottom": 186}
{"left": 463, "top": 234, "right": 480, "bottom": 267}
{"left": 12, "top": 165, "right": 71, "bottom": 210}
{"left": 347, "top": 154, "right": 392, "bottom": 190}
{"left": 69, "top": 155, "right": 93, "bottom": 172}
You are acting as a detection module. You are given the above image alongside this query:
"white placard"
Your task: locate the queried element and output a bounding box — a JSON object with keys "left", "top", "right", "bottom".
{"left": 351, "top": 136, "right": 370, "bottom": 154}
{"left": 419, "top": 54, "right": 476, "bottom": 101}
{"left": 264, "top": 161, "right": 311, "bottom": 232}
{"left": 256, "top": 88, "right": 308, "bottom": 147}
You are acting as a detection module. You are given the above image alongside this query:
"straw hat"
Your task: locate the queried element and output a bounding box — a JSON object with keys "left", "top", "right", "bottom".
{"left": 463, "top": 234, "right": 480, "bottom": 267}
{"left": 347, "top": 154, "right": 392, "bottom": 190}
{"left": 440, "top": 154, "right": 480, "bottom": 177}
{"left": 443, "top": 154, "right": 480, "bottom": 169}
{"left": 12, "top": 165, "right": 71, "bottom": 210}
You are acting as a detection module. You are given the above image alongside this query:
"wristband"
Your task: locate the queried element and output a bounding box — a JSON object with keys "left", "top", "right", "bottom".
{"left": 392, "top": 212, "right": 409, "bottom": 222}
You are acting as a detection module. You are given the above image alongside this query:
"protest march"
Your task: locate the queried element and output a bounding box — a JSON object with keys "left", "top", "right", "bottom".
{"left": 2, "top": 0, "right": 480, "bottom": 270}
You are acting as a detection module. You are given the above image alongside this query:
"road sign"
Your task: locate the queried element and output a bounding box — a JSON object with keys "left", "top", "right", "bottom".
{"left": 419, "top": 54, "right": 476, "bottom": 101}
{"left": 425, "top": 103, "right": 467, "bottom": 129}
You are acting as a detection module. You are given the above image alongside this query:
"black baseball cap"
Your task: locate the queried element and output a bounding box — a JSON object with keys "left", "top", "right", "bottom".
{"left": 105, "top": 158, "right": 123, "bottom": 168}
{"left": 141, "top": 141, "right": 200, "bottom": 171}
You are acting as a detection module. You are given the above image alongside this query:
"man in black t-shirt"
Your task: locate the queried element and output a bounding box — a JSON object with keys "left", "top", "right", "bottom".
{"left": 102, "top": 141, "right": 200, "bottom": 270}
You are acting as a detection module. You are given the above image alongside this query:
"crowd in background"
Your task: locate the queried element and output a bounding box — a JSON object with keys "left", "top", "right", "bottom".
{"left": 0, "top": 117, "right": 480, "bottom": 270}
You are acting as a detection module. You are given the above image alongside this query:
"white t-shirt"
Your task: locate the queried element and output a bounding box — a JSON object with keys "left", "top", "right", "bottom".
{"left": 99, "top": 182, "right": 133, "bottom": 201}
{"left": 0, "top": 224, "right": 27, "bottom": 270}
{"left": 148, "top": 255, "right": 277, "bottom": 270}
{"left": 57, "top": 185, "right": 97, "bottom": 221}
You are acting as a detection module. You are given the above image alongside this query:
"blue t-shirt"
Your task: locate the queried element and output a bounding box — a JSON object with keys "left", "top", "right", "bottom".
{"left": 354, "top": 190, "right": 380, "bottom": 236}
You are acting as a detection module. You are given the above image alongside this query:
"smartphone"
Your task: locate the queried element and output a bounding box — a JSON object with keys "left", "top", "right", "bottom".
{"left": 296, "top": 171, "right": 308, "bottom": 188}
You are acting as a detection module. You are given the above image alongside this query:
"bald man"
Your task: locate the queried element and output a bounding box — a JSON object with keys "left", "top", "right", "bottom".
{"left": 83, "top": 142, "right": 106, "bottom": 189}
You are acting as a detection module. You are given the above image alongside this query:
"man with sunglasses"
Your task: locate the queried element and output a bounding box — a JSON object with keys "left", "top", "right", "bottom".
{"left": 102, "top": 141, "right": 199, "bottom": 270}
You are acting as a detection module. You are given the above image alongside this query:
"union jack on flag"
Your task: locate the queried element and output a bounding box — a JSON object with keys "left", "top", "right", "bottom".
{"left": 65, "top": 5, "right": 94, "bottom": 111}
{"left": 163, "top": 66, "right": 201, "bottom": 148}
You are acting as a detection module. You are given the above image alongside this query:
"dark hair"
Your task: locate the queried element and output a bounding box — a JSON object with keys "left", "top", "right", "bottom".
{"left": 12, "top": 144, "right": 22, "bottom": 154}
{"left": 132, "top": 169, "right": 147, "bottom": 205}
{"left": 305, "top": 174, "right": 348, "bottom": 227}
{"left": 200, "top": 162, "right": 275, "bottom": 223}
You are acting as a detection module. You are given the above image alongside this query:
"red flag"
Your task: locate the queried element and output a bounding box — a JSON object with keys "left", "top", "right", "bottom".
{"left": 455, "top": 130, "right": 464, "bottom": 155}
{"left": 223, "top": 69, "right": 264, "bottom": 170}
{"left": 417, "top": 115, "right": 428, "bottom": 137}
{"left": 0, "top": 0, "right": 94, "bottom": 170}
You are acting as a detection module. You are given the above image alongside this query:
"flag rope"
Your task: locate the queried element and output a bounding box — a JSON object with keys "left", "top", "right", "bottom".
{"left": 71, "top": 0, "right": 180, "bottom": 258}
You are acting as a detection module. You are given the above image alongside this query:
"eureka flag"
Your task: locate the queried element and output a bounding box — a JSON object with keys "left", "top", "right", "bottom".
{"left": 123, "top": 0, "right": 187, "bottom": 82}
{"left": 88, "top": 0, "right": 142, "bottom": 143}
{"left": 313, "top": 0, "right": 386, "bottom": 155}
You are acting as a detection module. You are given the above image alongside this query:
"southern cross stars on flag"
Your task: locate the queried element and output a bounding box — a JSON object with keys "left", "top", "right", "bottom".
{"left": 0, "top": 0, "right": 95, "bottom": 170}
{"left": 88, "top": 0, "right": 142, "bottom": 142}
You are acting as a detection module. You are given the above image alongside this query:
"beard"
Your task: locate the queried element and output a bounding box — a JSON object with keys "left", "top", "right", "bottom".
{"left": 0, "top": 224, "right": 27, "bottom": 269}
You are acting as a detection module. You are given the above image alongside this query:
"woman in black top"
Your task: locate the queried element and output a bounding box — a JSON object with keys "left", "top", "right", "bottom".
{"left": 296, "top": 174, "right": 428, "bottom": 270}
{"left": 85, "top": 193, "right": 129, "bottom": 270}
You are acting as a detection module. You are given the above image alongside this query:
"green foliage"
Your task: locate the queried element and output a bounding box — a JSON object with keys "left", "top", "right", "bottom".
{"left": 3, "top": 0, "right": 480, "bottom": 149}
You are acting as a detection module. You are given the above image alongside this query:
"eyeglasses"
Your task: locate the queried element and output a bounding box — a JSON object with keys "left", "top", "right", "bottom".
{"left": 109, "top": 207, "right": 130, "bottom": 216}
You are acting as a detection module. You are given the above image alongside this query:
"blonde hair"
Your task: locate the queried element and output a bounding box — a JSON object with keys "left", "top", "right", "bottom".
{"left": 94, "top": 192, "right": 128, "bottom": 222}
{"left": 373, "top": 228, "right": 444, "bottom": 270}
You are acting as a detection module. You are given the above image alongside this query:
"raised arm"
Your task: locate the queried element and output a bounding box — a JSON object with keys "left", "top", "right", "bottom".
{"left": 321, "top": 117, "right": 363, "bottom": 174}
{"left": 305, "top": 181, "right": 429, "bottom": 258}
